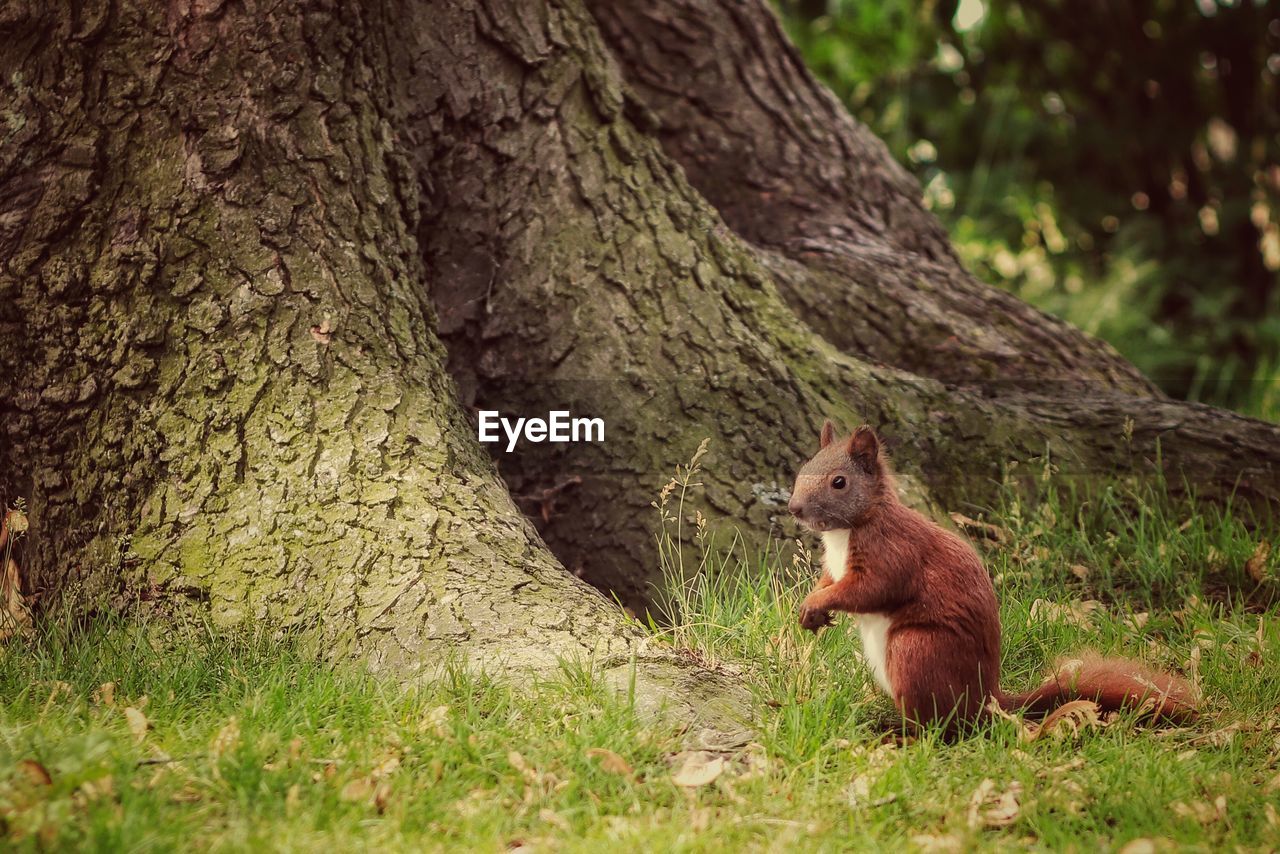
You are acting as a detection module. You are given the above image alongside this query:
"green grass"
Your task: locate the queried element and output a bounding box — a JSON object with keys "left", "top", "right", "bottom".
{"left": 3, "top": 478, "right": 1279, "bottom": 851}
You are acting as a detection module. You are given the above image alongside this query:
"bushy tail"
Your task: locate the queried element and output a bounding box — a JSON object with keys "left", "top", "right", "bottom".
{"left": 999, "top": 652, "right": 1197, "bottom": 722}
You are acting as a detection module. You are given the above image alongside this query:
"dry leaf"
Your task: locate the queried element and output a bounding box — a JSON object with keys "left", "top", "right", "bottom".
{"left": 1, "top": 552, "right": 32, "bottom": 641}
{"left": 93, "top": 682, "right": 116, "bottom": 707}
{"left": 507, "top": 751, "right": 539, "bottom": 784}
{"left": 421, "top": 705, "right": 450, "bottom": 737}
{"left": 1125, "top": 612, "right": 1150, "bottom": 632}
{"left": 17, "top": 759, "right": 52, "bottom": 786}
{"left": 340, "top": 778, "right": 374, "bottom": 802}
{"left": 1036, "top": 700, "right": 1103, "bottom": 741}
{"left": 949, "top": 513, "right": 1009, "bottom": 543}
{"left": 670, "top": 751, "right": 725, "bottom": 788}
{"left": 1029, "top": 599, "right": 1102, "bottom": 628}
{"left": 124, "top": 706, "right": 149, "bottom": 742}
{"left": 1069, "top": 564, "right": 1091, "bottom": 581}
{"left": 171, "top": 785, "right": 202, "bottom": 803}
{"left": 370, "top": 754, "right": 400, "bottom": 780}
{"left": 1118, "top": 840, "right": 1159, "bottom": 854}
{"left": 210, "top": 717, "right": 240, "bottom": 759}
{"left": 586, "top": 747, "right": 633, "bottom": 777}
{"left": 285, "top": 783, "right": 301, "bottom": 815}
{"left": 1171, "top": 796, "right": 1227, "bottom": 824}
{"left": 374, "top": 781, "right": 392, "bottom": 813}
{"left": 1245, "top": 540, "right": 1272, "bottom": 583}
{"left": 539, "top": 808, "right": 570, "bottom": 832}
{"left": 77, "top": 775, "right": 114, "bottom": 804}
{"left": 910, "top": 834, "right": 965, "bottom": 852}
{"left": 41, "top": 680, "right": 72, "bottom": 712}
{"left": 968, "top": 778, "right": 1022, "bottom": 829}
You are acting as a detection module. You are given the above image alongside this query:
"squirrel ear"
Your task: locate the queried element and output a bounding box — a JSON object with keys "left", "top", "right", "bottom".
{"left": 847, "top": 425, "right": 880, "bottom": 473}
{"left": 819, "top": 419, "right": 837, "bottom": 449}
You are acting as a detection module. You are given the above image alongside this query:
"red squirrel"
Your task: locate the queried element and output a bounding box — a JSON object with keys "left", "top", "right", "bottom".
{"left": 787, "top": 421, "right": 1196, "bottom": 732}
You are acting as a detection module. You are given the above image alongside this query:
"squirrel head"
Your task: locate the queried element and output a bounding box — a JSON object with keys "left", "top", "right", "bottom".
{"left": 788, "top": 421, "right": 886, "bottom": 532}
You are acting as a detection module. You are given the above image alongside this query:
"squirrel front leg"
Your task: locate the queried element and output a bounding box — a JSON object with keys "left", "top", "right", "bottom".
{"left": 799, "top": 551, "right": 899, "bottom": 631}
{"left": 799, "top": 569, "right": 837, "bottom": 632}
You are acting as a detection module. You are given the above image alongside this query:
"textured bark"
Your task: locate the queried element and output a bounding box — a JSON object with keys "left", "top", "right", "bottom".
{"left": 586, "top": 0, "right": 1160, "bottom": 396}
{"left": 0, "top": 0, "right": 750, "bottom": 742}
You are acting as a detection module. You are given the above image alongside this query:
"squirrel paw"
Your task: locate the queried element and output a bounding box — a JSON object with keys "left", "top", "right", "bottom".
{"left": 798, "top": 605, "right": 834, "bottom": 633}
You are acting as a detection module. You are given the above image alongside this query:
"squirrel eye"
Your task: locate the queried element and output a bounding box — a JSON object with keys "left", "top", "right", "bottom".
{"left": 832, "top": 476, "right": 846, "bottom": 489}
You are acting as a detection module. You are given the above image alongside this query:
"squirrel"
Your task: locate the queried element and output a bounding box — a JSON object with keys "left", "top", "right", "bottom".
{"left": 787, "top": 420, "right": 1196, "bottom": 732}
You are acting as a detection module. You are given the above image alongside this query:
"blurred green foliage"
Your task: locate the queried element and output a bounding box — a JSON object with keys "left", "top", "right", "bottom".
{"left": 780, "top": 0, "right": 1280, "bottom": 419}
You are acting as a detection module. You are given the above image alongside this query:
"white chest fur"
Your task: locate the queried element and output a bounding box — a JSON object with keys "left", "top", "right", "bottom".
{"left": 821, "top": 530, "right": 894, "bottom": 696}
{"left": 821, "top": 530, "right": 851, "bottom": 582}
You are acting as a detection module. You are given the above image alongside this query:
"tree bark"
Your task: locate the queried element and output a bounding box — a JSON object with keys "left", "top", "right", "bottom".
{"left": 586, "top": 0, "right": 1159, "bottom": 395}
{"left": 0, "top": 0, "right": 750, "bottom": 742}
{"left": 417, "top": 0, "right": 1280, "bottom": 606}
{"left": 0, "top": 0, "right": 1276, "bottom": 703}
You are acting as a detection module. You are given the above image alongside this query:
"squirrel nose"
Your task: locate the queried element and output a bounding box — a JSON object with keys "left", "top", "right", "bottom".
{"left": 788, "top": 497, "right": 804, "bottom": 519}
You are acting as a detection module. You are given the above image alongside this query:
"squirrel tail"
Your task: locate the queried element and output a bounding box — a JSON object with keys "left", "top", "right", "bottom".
{"left": 998, "top": 651, "right": 1197, "bottom": 722}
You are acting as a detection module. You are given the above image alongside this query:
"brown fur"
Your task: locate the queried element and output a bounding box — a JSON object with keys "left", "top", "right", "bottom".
{"left": 789, "top": 421, "right": 1197, "bottom": 732}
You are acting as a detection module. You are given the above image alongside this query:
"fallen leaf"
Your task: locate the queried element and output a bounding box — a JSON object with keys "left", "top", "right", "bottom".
{"left": 421, "top": 705, "right": 450, "bottom": 738}
{"left": 1029, "top": 599, "right": 1102, "bottom": 628}
{"left": 507, "top": 750, "right": 539, "bottom": 784}
{"left": 586, "top": 747, "right": 633, "bottom": 777}
{"left": 1171, "top": 796, "right": 1227, "bottom": 824}
{"left": 1036, "top": 700, "right": 1103, "bottom": 741}
{"left": 1125, "top": 612, "right": 1150, "bottom": 632}
{"left": 41, "top": 680, "right": 72, "bottom": 712}
{"left": 93, "top": 682, "right": 116, "bottom": 707}
{"left": 210, "top": 717, "right": 240, "bottom": 759}
{"left": 370, "top": 753, "right": 400, "bottom": 780}
{"left": 77, "top": 775, "right": 114, "bottom": 803}
{"left": 1245, "top": 540, "right": 1272, "bottom": 583}
{"left": 171, "top": 785, "right": 202, "bottom": 803}
{"left": 983, "top": 789, "right": 1021, "bottom": 827}
{"left": 847, "top": 773, "right": 873, "bottom": 806}
{"left": 17, "top": 759, "right": 52, "bottom": 786}
{"left": 1069, "top": 564, "right": 1091, "bottom": 581}
{"left": 374, "top": 781, "right": 392, "bottom": 813}
{"left": 1118, "top": 840, "right": 1159, "bottom": 854}
{"left": 949, "top": 513, "right": 1009, "bottom": 543}
{"left": 670, "top": 751, "right": 725, "bottom": 788}
{"left": 340, "top": 778, "right": 374, "bottom": 802}
{"left": 985, "top": 697, "right": 1035, "bottom": 741}
{"left": 968, "top": 778, "right": 1022, "bottom": 829}
{"left": 124, "top": 706, "right": 149, "bottom": 742}
{"left": 539, "top": 808, "right": 570, "bottom": 832}
{"left": 1, "top": 551, "right": 32, "bottom": 641}
{"left": 910, "top": 835, "right": 964, "bottom": 853}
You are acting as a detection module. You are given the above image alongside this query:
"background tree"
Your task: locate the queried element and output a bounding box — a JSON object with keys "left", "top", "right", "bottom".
{"left": 781, "top": 0, "right": 1280, "bottom": 415}
{"left": 0, "top": 0, "right": 1276, "bottom": 729}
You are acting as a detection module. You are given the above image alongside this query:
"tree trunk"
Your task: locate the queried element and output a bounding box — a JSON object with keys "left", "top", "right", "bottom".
{"left": 0, "top": 0, "right": 750, "bottom": 741}
{"left": 0, "top": 0, "right": 1276, "bottom": 704}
